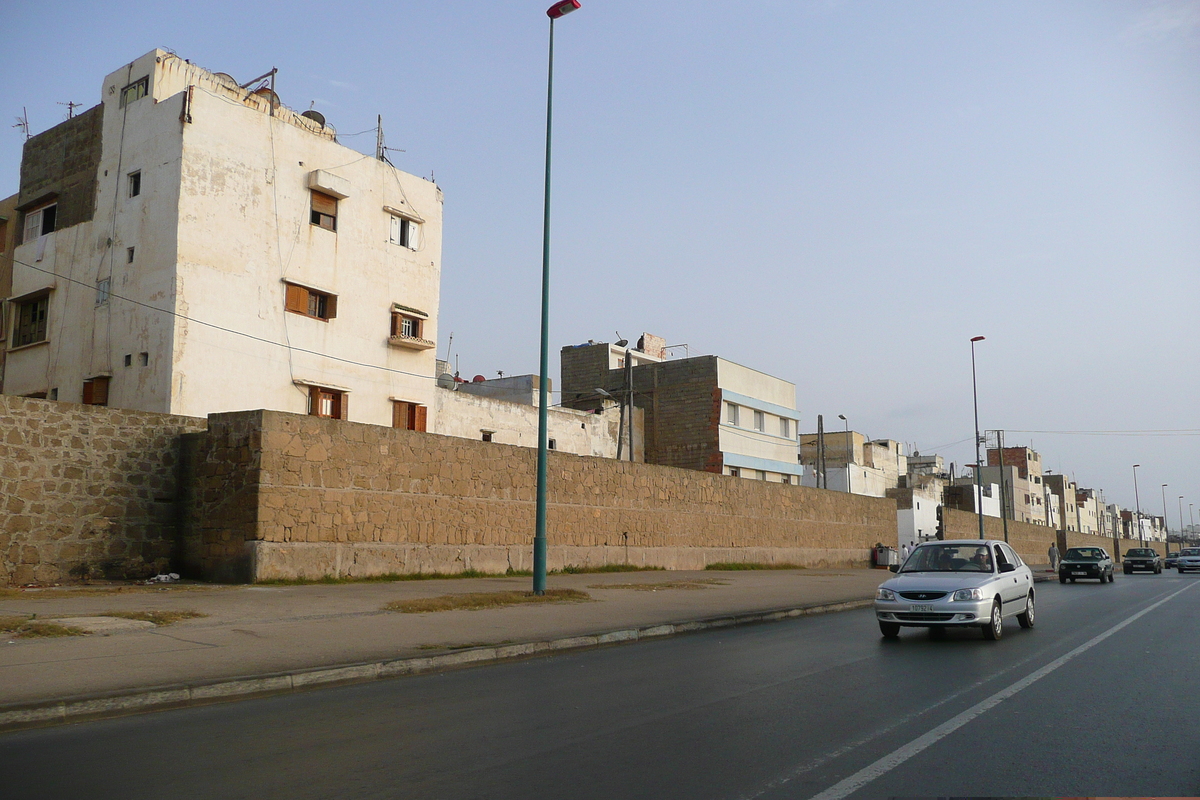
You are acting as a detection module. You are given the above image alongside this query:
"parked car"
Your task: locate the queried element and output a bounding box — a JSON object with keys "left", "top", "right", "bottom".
{"left": 1059, "top": 547, "right": 1114, "bottom": 583}
{"left": 874, "top": 540, "right": 1035, "bottom": 641}
{"left": 1165, "top": 551, "right": 1181, "bottom": 569}
{"left": 1123, "top": 548, "right": 1162, "bottom": 574}
{"left": 1177, "top": 548, "right": 1200, "bottom": 574}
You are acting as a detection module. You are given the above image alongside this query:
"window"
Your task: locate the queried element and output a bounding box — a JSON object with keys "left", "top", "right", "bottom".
{"left": 389, "top": 215, "right": 419, "bottom": 250}
{"left": 481, "top": 430, "right": 494, "bottom": 442}
{"left": 96, "top": 279, "right": 110, "bottom": 306}
{"left": 126, "top": 247, "right": 135, "bottom": 263}
{"left": 119, "top": 77, "right": 149, "bottom": 107}
{"left": 782, "top": 475, "right": 792, "bottom": 485}
{"left": 124, "top": 354, "right": 132, "bottom": 367}
{"left": 780, "top": 418, "right": 791, "bottom": 439}
{"left": 308, "top": 386, "right": 347, "bottom": 420}
{"left": 127, "top": 171, "right": 141, "bottom": 198}
{"left": 392, "top": 401, "right": 428, "bottom": 431}
{"left": 22, "top": 204, "right": 56, "bottom": 244}
{"left": 757, "top": 470, "right": 767, "bottom": 480}
{"left": 284, "top": 282, "right": 337, "bottom": 321}
{"left": 82, "top": 376, "right": 110, "bottom": 406}
{"left": 728, "top": 467, "right": 740, "bottom": 478}
{"left": 726, "top": 403, "right": 739, "bottom": 426}
{"left": 391, "top": 312, "right": 422, "bottom": 339}
{"left": 13, "top": 294, "right": 49, "bottom": 347}
{"left": 754, "top": 410, "right": 765, "bottom": 432}
{"left": 548, "top": 439, "right": 557, "bottom": 451}
{"left": 139, "top": 352, "right": 149, "bottom": 366}
{"left": 310, "top": 191, "right": 337, "bottom": 231}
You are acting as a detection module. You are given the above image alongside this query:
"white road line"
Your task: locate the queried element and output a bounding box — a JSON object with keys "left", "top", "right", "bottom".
{"left": 805, "top": 581, "right": 1198, "bottom": 800}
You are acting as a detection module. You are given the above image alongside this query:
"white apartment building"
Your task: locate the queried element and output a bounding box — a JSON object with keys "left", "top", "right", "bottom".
{"left": 6, "top": 50, "right": 442, "bottom": 428}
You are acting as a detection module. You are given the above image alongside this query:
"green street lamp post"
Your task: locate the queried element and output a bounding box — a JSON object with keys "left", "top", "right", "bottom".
{"left": 533, "top": 0, "right": 582, "bottom": 596}
{"left": 970, "top": 336, "right": 986, "bottom": 539}
{"left": 1132, "top": 464, "right": 1143, "bottom": 547}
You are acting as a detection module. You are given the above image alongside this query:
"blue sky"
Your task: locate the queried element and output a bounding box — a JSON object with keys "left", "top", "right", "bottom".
{"left": 3, "top": 1, "right": 1198, "bottom": 519}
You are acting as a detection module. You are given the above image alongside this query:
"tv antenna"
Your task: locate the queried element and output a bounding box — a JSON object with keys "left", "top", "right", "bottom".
{"left": 13, "top": 107, "right": 29, "bottom": 140}
{"left": 58, "top": 101, "right": 82, "bottom": 119}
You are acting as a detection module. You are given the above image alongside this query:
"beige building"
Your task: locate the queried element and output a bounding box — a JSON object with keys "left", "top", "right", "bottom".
{"left": 0, "top": 193, "right": 18, "bottom": 393}
{"left": 5, "top": 50, "right": 442, "bottom": 428}
{"left": 799, "top": 432, "right": 907, "bottom": 497}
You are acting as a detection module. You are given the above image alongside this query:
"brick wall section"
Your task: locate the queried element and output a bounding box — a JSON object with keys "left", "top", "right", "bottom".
{"left": 18, "top": 105, "right": 103, "bottom": 232}
{"left": 941, "top": 508, "right": 1162, "bottom": 565}
{"left": 192, "top": 410, "right": 896, "bottom": 581}
{"left": 0, "top": 395, "right": 206, "bottom": 584}
{"left": 560, "top": 344, "right": 611, "bottom": 409}
{"left": 633, "top": 357, "right": 721, "bottom": 473}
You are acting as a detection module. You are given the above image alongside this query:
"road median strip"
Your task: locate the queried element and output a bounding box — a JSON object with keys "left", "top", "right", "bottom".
{"left": 0, "top": 596, "right": 873, "bottom": 733}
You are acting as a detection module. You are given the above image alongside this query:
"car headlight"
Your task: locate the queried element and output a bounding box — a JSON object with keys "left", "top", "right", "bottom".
{"left": 876, "top": 587, "right": 895, "bottom": 601}
{"left": 952, "top": 588, "right": 984, "bottom": 601}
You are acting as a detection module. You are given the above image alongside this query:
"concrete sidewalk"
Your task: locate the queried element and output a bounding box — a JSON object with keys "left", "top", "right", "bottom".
{"left": 0, "top": 568, "right": 892, "bottom": 727}
{"left": 0, "top": 565, "right": 1052, "bottom": 730}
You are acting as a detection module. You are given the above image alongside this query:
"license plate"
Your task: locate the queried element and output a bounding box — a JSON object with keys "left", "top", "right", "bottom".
{"left": 910, "top": 604, "right": 934, "bottom": 612}
{"left": 1072, "top": 571, "right": 1087, "bottom": 576}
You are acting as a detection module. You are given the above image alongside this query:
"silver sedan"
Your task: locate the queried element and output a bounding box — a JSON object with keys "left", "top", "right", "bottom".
{"left": 874, "top": 539, "right": 1035, "bottom": 640}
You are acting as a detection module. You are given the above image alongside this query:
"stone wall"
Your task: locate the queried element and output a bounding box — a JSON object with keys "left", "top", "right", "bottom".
{"left": 941, "top": 507, "right": 1163, "bottom": 565}
{"left": 189, "top": 410, "right": 898, "bottom": 581}
{"left": 0, "top": 395, "right": 206, "bottom": 584}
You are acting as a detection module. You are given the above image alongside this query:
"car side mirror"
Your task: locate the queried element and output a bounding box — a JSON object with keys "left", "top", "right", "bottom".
{"left": 999, "top": 563, "right": 1016, "bottom": 573}
{"left": 889, "top": 565, "right": 899, "bottom": 573}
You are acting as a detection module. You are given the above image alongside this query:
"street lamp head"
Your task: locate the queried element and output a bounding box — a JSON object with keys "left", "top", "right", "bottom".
{"left": 547, "top": 0, "right": 581, "bottom": 18}
{"left": 838, "top": 414, "right": 846, "bottom": 421}
{"left": 1133, "top": 464, "right": 1140, "bottom": 469}
{"left": 970, "top": 336, "right": 985, "bottom": 342}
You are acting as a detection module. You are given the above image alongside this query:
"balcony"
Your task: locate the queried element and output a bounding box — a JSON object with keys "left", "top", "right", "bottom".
{"left": 388, "top": 334, "right": 436, "bottom": 351}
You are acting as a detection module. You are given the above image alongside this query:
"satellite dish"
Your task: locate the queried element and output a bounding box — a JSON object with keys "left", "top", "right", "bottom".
{"left": 212, "top": 72, "right": 239, "bottom": 89}
{"left": 437, "top": 373, "right": 456, "bottom": 390}
{"left": 301, "top": 109, "right": 326, "bottom": 128}
{"left": 253, "top": 87, "right": 280, "bottom": 107}
{"left": 472, "top": 375, "right": 486, "bottom": 383}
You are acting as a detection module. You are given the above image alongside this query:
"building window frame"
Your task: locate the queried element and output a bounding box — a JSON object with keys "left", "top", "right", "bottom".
{"left": 392, "top": 400, "right": 428, "bottom": 431}
{"left": 726, "top": 403, "right": 739, "bottom": 426}
{"left": 307, "top": 385, "right": 348, "bottom": 420}
{"left": 82, "top": 376, "right": 111, "bottom": 406}
{"left": 389, "top": 214, "right": 420, "bottom": 250}
{"left": 12, "top": 292, "right": 50, "bottom": 347}
{"left": 284, "top": 282, "right": 337, "bottom": 321}
{"left": 119, "top": 76, "right": 150, "bottom": 108}
{"left": 127, "top": 171, "right": 142, "bottom": 198}
{"left": 21, "top": 203, "right": 57, "bottom": 245}
{"left": 753, "top": 410, "right": 765, "bottom": 432}
{"left": 310, "top": 191, "right": 338, "bottom": 231}
{"left": 95, "top": 278, "right": 111, "bottom": 306}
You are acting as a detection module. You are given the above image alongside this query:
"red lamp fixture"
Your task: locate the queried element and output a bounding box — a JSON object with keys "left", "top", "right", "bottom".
{"left": 547, "top": 0, "right": 580, "bottom": 18}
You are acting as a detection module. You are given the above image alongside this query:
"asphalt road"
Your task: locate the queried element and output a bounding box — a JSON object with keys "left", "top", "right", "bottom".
{"left": 3, "top": 572, "right": 1198, "bottom": 799}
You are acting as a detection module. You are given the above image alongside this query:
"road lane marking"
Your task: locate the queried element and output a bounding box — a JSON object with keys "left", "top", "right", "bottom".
{"left": 804, "top": 581, "right": 1197, "bottom": 800}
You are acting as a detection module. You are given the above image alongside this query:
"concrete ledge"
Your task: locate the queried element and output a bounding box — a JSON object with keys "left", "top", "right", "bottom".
{"left": 0, "top": 597, "right": 873, "bottom": 734}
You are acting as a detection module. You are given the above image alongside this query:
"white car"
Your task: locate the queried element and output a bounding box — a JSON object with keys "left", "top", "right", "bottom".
{"left": 874, "top": 539, "right": 1035, "bottom": 640}
{"left": 1177, "top": 547, "right": 1200, "bottom": 574}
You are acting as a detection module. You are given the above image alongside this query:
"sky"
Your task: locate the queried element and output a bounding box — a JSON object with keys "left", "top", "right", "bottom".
{"left": 2, "top": 1, "right": 1197, "bottom": 522}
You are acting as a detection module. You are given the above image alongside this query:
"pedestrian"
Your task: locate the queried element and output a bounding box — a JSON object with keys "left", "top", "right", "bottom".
{"left": 901, "top": 542, "right": 911, "bottom": 562}
{"left": 1048, "top": 541, "right": 1060, "bottom": 572}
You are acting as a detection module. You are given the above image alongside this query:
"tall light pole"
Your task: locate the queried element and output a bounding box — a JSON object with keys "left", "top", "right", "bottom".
{"left": 1178, "top": 495, "right": 1185, "bottom": 555}
{"left": 1191, "top": 503, "right": 1196, "bottom": 544}
{"left": 1161, "top": 483, "right": 1169, "bottom": 546}
{"left": 1132, "top": 464, "right": 1143, "bottom": 547}
{"left": 838, "top": 414, "right": 851, "bottom": 494}
{"left": 970, "top": 336, "right": 986, "bottom": 539}
{"left": 533, "top": 0, "right": 581, "bottom": 596}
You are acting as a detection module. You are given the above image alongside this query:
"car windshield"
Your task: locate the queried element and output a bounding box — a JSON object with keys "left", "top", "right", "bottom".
{"left": 901, "top": 544, "right": 994, "bottom": 573}
{"left": 1064, "top": 548, "right": 1104, "bottom": 561}
{"left": 1127, "top": 549, "right": 1154, "bottom": 557}
{"left": 1182, "top": 549, "right": 1200, "bottom": 557}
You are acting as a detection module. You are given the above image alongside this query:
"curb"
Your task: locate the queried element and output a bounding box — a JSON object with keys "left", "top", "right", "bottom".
{"left": 0, "top": 597, "right": 873, "bottom": 734}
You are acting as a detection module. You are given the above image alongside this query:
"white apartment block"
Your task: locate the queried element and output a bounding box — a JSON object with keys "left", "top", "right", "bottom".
{"left": 6, "top": 50, "right": 442, "bottom": 429}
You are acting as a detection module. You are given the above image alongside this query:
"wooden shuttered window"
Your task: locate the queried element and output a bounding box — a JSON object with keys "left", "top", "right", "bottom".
{"left": 82, "top": 376, "right": 110, "bottom": 406}
{"left": 284, "top": 283, "right": 337, "bottom": 321}
{"left": 392, "top": 401, "right": 427, "bottom": 431}
{"left": 310, "top": 191, "right": 337, "bottom": 231}
{"left": 308, "top": 385, "right": 348, "bottom": 420}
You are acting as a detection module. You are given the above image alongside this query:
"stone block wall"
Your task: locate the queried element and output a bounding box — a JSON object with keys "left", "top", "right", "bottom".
{"left": 18, "top": 104, "right": 103, "bottom": 233}
{"left": 191, "top": 409, "right": 898, "bottom": 581}
{"left": 0, "top": 395, "right": 206, "bottom": 584}
{"left": 941, "top": 507, "right": 1162, "bottom": 565}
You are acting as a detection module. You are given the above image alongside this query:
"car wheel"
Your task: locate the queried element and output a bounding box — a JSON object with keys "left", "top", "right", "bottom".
{"left": 981, "top": 600, "right": 1003, "bottom": 641}
{"left": 1124, "top": 567, "right": 1132, "bottom": 575}
{"left": 1017, "top": 592, "right": 1035, "bottom": 628}
{"left": 1108, "top": 571, "right": 1115, "bottom": 583}
{"left": 1059, "top": 575, "right": 1066, "bottom": 584}
{"left": 879, "top": 621, "right": 900, "bottom": 639}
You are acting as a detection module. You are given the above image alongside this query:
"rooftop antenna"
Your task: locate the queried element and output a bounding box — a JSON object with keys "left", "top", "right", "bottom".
{"left": 615, "top": 331, "right": 629, "bottom": 348}
{"left": 376, "top": 115, "right": 384, "bottom": 161}
{"left": 443, "top": 331, "right": 453, "bottom": 362}
{"left": 58, "top": 101, "right": 82, "bottom": 120}
{"left": 13, "top": 107, "right": 29, "bottom": 140}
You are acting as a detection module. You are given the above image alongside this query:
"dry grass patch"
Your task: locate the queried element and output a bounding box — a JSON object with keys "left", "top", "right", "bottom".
{"left": 588, "top": 579, "right": 728, "bottom": 591}
{"left": 0, "top": 615, "right": 90, "bottom": 639}
{"left": 385, "top": 589, "right": 590, "bottom": 614}
{"left": 103, "top": 610, "right": 207, "bottom": 626}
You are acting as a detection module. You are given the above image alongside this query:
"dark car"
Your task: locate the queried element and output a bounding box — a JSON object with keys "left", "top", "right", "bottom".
{"left": 1165, "top": 551, "right": 1180, "bottom": 569}
{"left": 1059, "top": 547, "right": 1114, "bottom": 583}
{"left": 1123, "top": 548, "right": 1162, "bottom": 574}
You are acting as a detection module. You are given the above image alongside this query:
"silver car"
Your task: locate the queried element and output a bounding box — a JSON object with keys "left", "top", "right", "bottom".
{"left": 874, "top": 539, "right": 1035, "bottom": 641}
{"left": 1177, "top": 547, "right": 1200, "bottom": 574}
